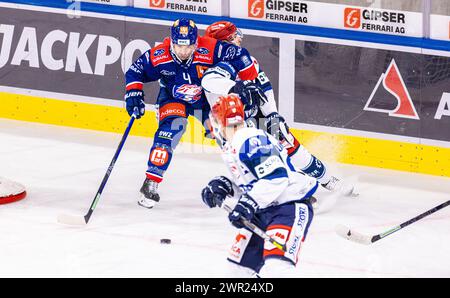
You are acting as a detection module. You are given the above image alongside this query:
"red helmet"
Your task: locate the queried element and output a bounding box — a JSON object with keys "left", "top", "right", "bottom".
{"left": 205, "top": 21, "right": 240, "bottom": 42}
{"left": 212, "top": 94, "right": 245, "bottom": 127}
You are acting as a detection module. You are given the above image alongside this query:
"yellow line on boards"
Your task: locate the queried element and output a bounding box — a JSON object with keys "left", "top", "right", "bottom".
{"left": 1, "top": 91, "right": 448, "bottom": 177}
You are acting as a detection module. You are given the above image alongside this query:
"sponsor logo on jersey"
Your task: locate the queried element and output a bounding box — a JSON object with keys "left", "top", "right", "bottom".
{"left": 224, "top": 46, "right": 237, "bottom": 60}
{"left": 296, "top": 205, "right": 307, "bottom": 230}
{"left": 247, "top": 136, "right": 274, "bottom": 158}
{"left": 287, "top": 204, "right": 308, "bottom": 261}
{"left": 195, "top": 65, "right": 209, "bottom": 78}
{"left": 194, "top": 54, "right": 213, "bottom": 64}
{"left": 151, "top": 51, "right": 172, "bottom": 66}
{"left": 364, "top": 59, "right": 419, "bottom": 120}
{"left": 241, "top": 55, "right": 252, "bottom": 67}
{"left": 288, "top": 235, "right": 301, "bottom": 256}
{"left": 159, "top": 102, "right": 187, "bottom": 121}
{"left": 160, "top": 69, "right": 176, "bottom": 76}
{"left": 196, "top": 47, "right": 210, "bottom": 55}
{"left": 153, "top": 48, "right": 165, "bottom": 57}
{"left": 193, "top": 40, "right": 214, "bottom": 64}
{"left": 158, "top": 131, "right": 174, "bottom": 140}
{"left": 249, "top": 136, "right": 262, "bottom": 148}
{"left": 248, "top": 0, "right": 264, "bottom": 18}
{"left": 174, "top": 84, "right": 203, "bottom": 102}
{"left": 129, "top": 64, "right": 142, "bottom": 74}
{"left": 274, "top": 232, "right": 286, "bottom": 240}
{"left": 265, "top": 226, "right": 289, "bottom": 254}
{"left": 150, "top": 147, "right": 169, "bottom": 166}
{"left": 149, "top": 0, "right": 165, "bottom": 8}
{"left": 254, "top": 155, "right": 284, "bottom": 179}
{"left": 267, "top": 228, "right": 288, "bottom": 243}
{"left": 229, "top": 232, "right": 251, "bottom": 262}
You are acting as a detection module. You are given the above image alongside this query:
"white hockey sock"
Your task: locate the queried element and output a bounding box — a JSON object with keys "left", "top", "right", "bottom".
{"left": 258, "top": 258, "right": 298, "bottom": 278}
{"left": 226, "top": 261, "right": 259, "bottom": 278}
{"left": 290, "top": 145, "right": 332, "bottom": 185}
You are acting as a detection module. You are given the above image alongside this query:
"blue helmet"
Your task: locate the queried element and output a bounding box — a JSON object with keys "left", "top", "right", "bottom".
{"left": 171, "top": 18, "right": 198, "bottom": 46}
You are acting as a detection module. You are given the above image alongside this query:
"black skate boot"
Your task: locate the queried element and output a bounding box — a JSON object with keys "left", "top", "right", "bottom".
{"left": 138, "top": 178, "right": 160, "bottom": 209}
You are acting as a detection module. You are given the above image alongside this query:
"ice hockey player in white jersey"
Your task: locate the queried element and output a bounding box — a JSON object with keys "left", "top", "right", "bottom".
{"left": 201, "top": 94, "right": 318, "bottom": 277}
{"left": 203, "top": 21, "right": 357, "bottom": 198}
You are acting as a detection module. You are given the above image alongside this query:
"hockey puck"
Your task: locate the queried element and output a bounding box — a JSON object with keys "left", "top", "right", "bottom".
{"left": 160, "top": 239, "right": 171, "bottom": 244}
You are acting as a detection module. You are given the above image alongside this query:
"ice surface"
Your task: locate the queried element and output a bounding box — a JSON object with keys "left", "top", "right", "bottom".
{"left": 0, "top": 118, "right": 449, "bottom": 278}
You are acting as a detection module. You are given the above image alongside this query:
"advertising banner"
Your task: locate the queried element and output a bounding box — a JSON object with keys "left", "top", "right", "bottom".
{"left": 0, "top": 5, "right": 278, "bottom": 104}
{"left": 293, "top": 40, "right": 450, "bottom": 142}
{"left": 430, "top": 14, "right": 450, "bottom": 41}
{"left": 134, "top": 0, "right": 223, "bottom": 16}
{"left": 80, "top": 0, "right": 132, "bottom": 6}
{"left": 231, "top": 0, "right": 423, "bottom": 37}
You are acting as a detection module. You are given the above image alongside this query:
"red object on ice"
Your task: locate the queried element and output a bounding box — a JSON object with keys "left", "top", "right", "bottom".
{"left": 0, "top": 178, "right": 27, "bottom": 205}
{"left": 0, "top": 191, "right": 27, "bottom": 205}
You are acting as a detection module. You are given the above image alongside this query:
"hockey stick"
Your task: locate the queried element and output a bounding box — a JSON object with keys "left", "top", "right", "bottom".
{"left": 57, "top": 110, "right": 138, "bottom": 226}
{"left": 218, "top": 200, "right": 287, "bottom": 252}
{"left": 336, "top": 199, "right": 450, "bottom": 245}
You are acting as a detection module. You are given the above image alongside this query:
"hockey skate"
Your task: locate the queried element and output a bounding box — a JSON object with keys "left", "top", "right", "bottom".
{"left": 138, "top": 178, "right": 160, "bottom": 209}
{"left": 322, "top": 176, "right": 358, "bottom": 197}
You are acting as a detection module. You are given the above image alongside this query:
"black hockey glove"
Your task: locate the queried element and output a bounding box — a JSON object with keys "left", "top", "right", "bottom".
{"left": 265, "top": 112, "right": 295, "bottom": 147}
{"left": 201, "top": 176, "right": 234, "bottom": 208}
{"left": 231, "top": 81, "right": 267, "bottom": 115}
{"left": 125, "top": 89, "right": 145, "bottom": 119}
{"left": 229, "top": 194, "right": 259, "bottom": 229}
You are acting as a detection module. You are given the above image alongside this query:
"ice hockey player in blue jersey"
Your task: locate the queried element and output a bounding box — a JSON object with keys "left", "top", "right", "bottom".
{"left": 124, "top": 18, "right": 259, "bottom": 209}
{"left": 201, "top": 94, "right": 318, "bottom": 277}
{"left": 203, "top": 21, "right": 357, "bottom": 198}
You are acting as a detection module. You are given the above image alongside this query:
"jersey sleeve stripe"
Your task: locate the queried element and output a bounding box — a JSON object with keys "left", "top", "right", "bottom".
{"left": 126, "top": 82, "right": 144, "bottom": 91}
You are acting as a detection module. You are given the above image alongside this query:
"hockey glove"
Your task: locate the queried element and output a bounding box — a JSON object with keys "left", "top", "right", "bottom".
{"left": 265, "top": 112, "right": 295, "bottom": 147}
{"left": 201, "top": 176, "right": 234, "bottom": 208}
{"left": 232, "top": 81, "right": 267, "bottom": 115}
{"left": 125, "top": 89, "right": 145, "bottom": 119}
{"left": 229, "top": 194, "right": 259, "bottom": 229}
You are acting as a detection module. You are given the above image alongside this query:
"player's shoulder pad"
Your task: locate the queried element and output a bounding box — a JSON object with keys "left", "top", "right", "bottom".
{"left": 234, "top": 128, "right": 286, "bottom": 179}
{"left": 194, "top": 36, "right": 217, "bottom": 65}
{"left": 251, "top": 56, "right": 260, "bottom": 72}
{"left": 234, "top": 128, "right": 278, "bottom": 161}
{"left": 203, "top": 61, "right": 237, "bottom": 80}
{"left": 218, "top": 42, "right": 245, "bottom": 60}
{"left": 219, "top": 44, "right": 257, "bottom": 81}
{"left": 150, "top": 40, "right": 173, "bottom": 67}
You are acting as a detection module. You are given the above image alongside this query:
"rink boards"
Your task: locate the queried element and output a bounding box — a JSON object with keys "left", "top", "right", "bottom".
{"left": 0, "top": 1, "right": 449, "bottom": 177}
